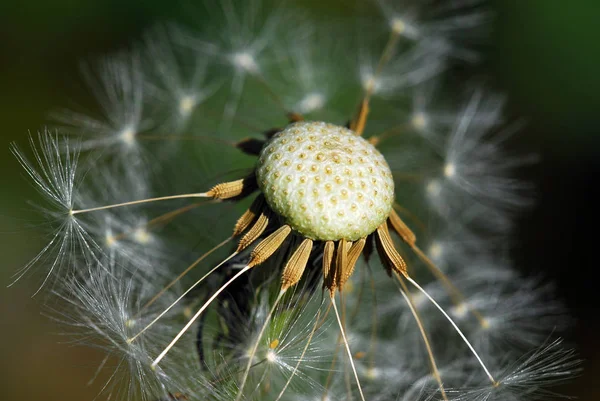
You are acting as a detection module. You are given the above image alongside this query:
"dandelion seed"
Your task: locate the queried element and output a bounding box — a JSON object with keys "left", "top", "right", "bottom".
{"left": 54, "top": 52, "right": 150, "bottom": 163}
{"left": 10, "top": 132, "right": 103, "bottom": 292}
{"left": 144, "top": 25, "right": 216, "bottom": 132}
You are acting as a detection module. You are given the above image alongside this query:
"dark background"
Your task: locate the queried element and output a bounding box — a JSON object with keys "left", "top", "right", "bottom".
{"left": 0, "top": 1, "right": 598, "bottom": 400}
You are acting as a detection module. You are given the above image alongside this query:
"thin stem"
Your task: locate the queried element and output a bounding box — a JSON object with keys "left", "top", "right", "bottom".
{"left": 252, "top": 73, "right": 290, "bottom": 117}
{"left": 152, "top": 265, "right": 252, "bottom": 368}
{"left": 396, "top": 275, "right": 448, "bottom": 401}
{"left": 403, "top": 274, "right": 497, "bottom": 385}
{"left": 138, "top": 134, "right": 237, "bottom": 147}
{"left": 136, "top": 236, "right": 233, "bottom": 316}
{"left": 110, "top": 202, "right": 205, "bottom": 244}
{"left": 351, "top": 26, "right": 402, "bottom": 135}
{"left": 393, "top": 203, "right": 427, "bottom": 235}
{"left": 411, "top": 244, "right": 489, "bottom": 328}
{"left": 236, "top": 289, "right": 287, "bottom": 401}
{"left": 331, "top": 294, "right": 366, "bottom": 401}
{"left": 128, "top": 251, "right": 238, "bottom": 343}
{"left": 368, "top": 123, "right": 410, "bottom": 146}
{"left": 340, "top": 292, "right": 353, "bottom": 400}
{"left": 366, "top": 264, "right": 378, "bottom": 373}
{"left": 274, "top": 309, "right": 321, "bottom": 401}
{"left": 71, "top": 193, "right": 210, "bottom": 215}
{"left": 320, "top": 301, "right": 338, "bottom": 401}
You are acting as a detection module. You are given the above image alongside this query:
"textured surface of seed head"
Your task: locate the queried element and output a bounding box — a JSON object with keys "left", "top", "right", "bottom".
{"left": 256, "top": 121, "right": 394, "bottom": 241}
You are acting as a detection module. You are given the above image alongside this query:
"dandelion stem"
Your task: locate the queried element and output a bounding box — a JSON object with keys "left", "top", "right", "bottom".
{"left": 252, "top": 73, "right": 289, "bottom": 117}
{"left": 393, "top": 203, "right": 427, "bottom": 234}
{"left": 137, "top": 236, "right": 233, "bottom": 316}
{"left": 71, "top": 193, "right": 210, "bottom": 215}
{"left": 151, "top": 264, "right": 252, "bottom": 368}
{"left": 396, "top": 275, "right": 448, "bottom": 401}
{"left": 128, "top": 251, "right": 238, "bottom": 343}
{"left": 320, "top": 299, "right": 338, "bottom": 401}
{"left": 87, "top": 354, "right": 110, "bottom": 386}
{"left": 351, "top": 24, "right": 402, "bottom": 135}
{"left": 367, "top": 123, "right": 410, "bottom": 146}
{"left": 340, "top": 292, "right": 353, "bottom": 400}
{"left": 411, "top": 244, "right": 489, "bottom": 328}
{"left": 366, "top": 264, "right": 379, "bottom": 373}
{"left": 402, "top": 273, "right": 498, "bottom": 385}
{"left": 109, "top": 202, "right": 205, "bottom": 244}
{"left": 138, "top": 134, "right": 237, "bottom": 147}
{"left": 331, "top": 294, "right": 366, "bottom": 401}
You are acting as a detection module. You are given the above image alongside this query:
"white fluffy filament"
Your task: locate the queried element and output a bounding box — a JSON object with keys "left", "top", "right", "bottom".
{"left": 128, "top": 251, "right": 238, "bottom": 343}
{"left": 151, "top": 264, "right": 252, "bottom": 368}
{"left": 331, "top": 294, "right": 366, "bottom": 401}
{"left": 403, "top": 274, "right": 498, "bottom": 385}
{"left": 274, "top": 308, "right": 322, "bottom": 401}
{"left": 71, "top": 192, "right": 209, "bottom": 215}
{"left": 397, "top": 279, "right": 448, "bottom": 400}
{"left": 236, "top": 289, "right": 287, "bottom": 401}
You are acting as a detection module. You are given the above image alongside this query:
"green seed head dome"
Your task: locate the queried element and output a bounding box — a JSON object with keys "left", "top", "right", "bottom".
{"left": 256, "top": 121, "right": 395, "bottom": 241}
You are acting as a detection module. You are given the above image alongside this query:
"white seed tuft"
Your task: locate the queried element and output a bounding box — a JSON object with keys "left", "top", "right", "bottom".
{"left": 443, "top": 162, "right": 456, "bottom": 178}
{"left": 411, "top": 112, "right": 428, "bottom": 130}
{"left": 178, "top": 94, "right": 197, "bottom": 116}
{"left": 297, "top": 92, "right": 325, "bottom": 114}
{"left": 120, "top": 125, "right": 137, "bottom": 146}
{"left": 231, "top": 51, "right": 259, "bottom": 73}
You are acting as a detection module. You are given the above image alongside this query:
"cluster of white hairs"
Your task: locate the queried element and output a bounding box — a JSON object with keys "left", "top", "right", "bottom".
{"left": 12, "top": 0, "right": 580, "bottom": 400}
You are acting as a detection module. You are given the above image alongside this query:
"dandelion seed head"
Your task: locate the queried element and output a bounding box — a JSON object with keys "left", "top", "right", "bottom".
{"left": 257, "top": 121, "right": 394, "bottom": 240}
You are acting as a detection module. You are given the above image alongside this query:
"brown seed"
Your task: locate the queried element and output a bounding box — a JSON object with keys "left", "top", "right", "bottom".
{"left": 248, "top": 225, "right": 292, "bottom": 267}
{"left": 333, "top": 239, "right": 351, "bottom": 292}
{"left": 233, "top": 194, "right": 265, "bottom": 236}
{"left": 237, "top": 209, "right": 270, "bottom": 252}
{"left": 388, "top": 209, "right": 416, "bottom": 246}
{"left": 338, "top": 238, "right": 366, "bottom": 289}
{"left": 376, "top": 223, "right": 407, "bottom": 276}
{"left": 281, "top": 238, "right": 313, "bottom": 290}
{"left": 322, "top": 241, "right": 335, "bottom": 293}
{"left": 207, "top": 174, "right": 257, "bottom": 200}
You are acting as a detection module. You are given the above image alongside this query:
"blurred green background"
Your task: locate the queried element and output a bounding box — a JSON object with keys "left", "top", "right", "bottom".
{"left": 1, "top": 1, "right": 598, "bottom": 400}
